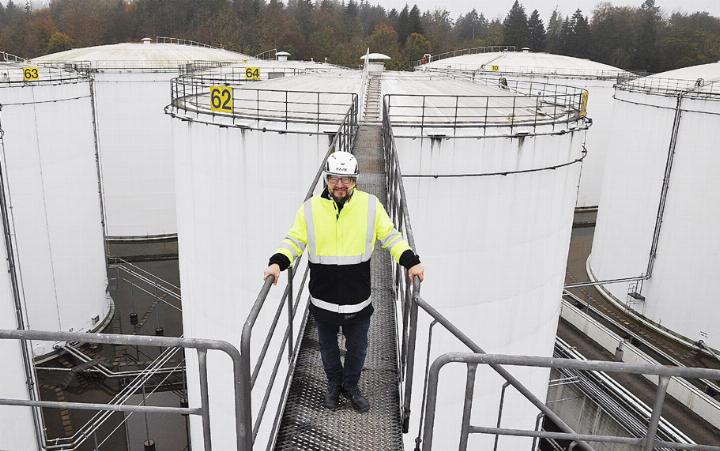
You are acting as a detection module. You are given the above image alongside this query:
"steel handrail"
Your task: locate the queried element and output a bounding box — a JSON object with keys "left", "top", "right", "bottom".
{"left": 167, "top": 74, "right": 358, "bottom": 133}
{"left": 421, "top": 352, "right": 720, "bottom": 451}
{"left": 0, "top": 328, "right": 246, "bottom": 451}
{"left": 413, "top": 46, "right": 516, "bottom": 67}
{"left": 617, "top": 75, "right": 720, "bottom": 98}
{"left": 383, "top": 75, "right": 587, "bottom": 135}
{"left": 239, "top": 99, "right": 359, "bottom": 449}
{"left": 423, "top": 64, "right": 629, "bottom": 81}
{"left": 155, "top": 36, "right": 218, "bottom": 49}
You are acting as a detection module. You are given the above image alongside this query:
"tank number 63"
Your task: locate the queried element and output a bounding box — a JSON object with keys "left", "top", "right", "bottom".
{"left": 209, "top": 86, "right": 233, "bottom": 113}
{"left": 23, "top": 67, "right": 39, "bottom": 81}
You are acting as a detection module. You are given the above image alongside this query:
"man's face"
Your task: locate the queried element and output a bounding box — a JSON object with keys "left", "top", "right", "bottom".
{"left": 327, "top": 175, "right": 357, "bottom": 201}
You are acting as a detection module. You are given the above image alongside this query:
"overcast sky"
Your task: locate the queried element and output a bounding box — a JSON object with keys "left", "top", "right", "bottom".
{"left": 372, "top": 0, "right": 720, "bottom": 21}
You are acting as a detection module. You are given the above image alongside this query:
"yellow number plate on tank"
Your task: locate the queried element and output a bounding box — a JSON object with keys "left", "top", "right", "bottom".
{"left": 245, "top": 66, "right": 261, "bottom": 80}
{"left": 580, "top": 90, "right": 589, "bottom": 118}
{"left": 209, "top": 86, "right": 234, "bottom": 113}
{"left": 491, "top": 65, "right": 500, "bottom": 72}
{"left": 23, "top": 66, "right": 39, "bottom": 81}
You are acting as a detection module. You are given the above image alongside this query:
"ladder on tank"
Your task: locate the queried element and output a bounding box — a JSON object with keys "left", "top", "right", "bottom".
{"left": 272, "top": 124, "right": 404, "bottom": 450}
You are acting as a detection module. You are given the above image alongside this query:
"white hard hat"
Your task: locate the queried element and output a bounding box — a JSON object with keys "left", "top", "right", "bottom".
{"left": 324, "top": 151, "right": 359, "bottom": 178}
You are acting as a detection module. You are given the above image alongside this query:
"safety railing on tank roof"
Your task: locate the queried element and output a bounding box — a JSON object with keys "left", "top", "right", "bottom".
{"left": 383, "top": 76, "right": 588, "bottom": 136}
{"left": 0, "top": 63, "right": 90, "bottom": 86}
{"left": 255, "top": 48, "right": 277, "bottom": 60}
{"left": 424, "top": 65, "right": 632, "bottom": 82}
{"left": 0, "top": 329, "right": 245, "bottom": 451}
{"left": 0, "top": 51, "right": 25, "bottom": 63}
{"left": 616, "top": 75, "right": 720, "bottom": 99}
{"left": 155, "top": 36, "right": 219, "bottom": 49}
{"left": 167, "top": 72, "right": 359, "bottom": 133}
{"left": 412, "top": 46, "right": 516, "bottom": 68}
{"left": 241, "top": 103, "right": 359, "bottom": 450}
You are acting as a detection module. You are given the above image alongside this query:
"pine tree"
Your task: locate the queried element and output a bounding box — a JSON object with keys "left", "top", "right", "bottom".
{"left": 527, "top": 9, "right": 545, "bottom": 51}
{"left": 503, "top": 0, "right": 529, "bottom": 47}
{"left": 546, "top": 9, "right": 563, "bottom": 53}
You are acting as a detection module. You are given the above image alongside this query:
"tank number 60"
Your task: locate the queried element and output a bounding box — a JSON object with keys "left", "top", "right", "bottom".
{"left": 209, "top": 86, "right": 233, "bottom": 113}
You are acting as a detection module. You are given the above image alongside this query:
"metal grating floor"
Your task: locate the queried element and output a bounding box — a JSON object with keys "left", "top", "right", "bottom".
{"left": 274, "top": 126, "right": 404, "bottom": 450}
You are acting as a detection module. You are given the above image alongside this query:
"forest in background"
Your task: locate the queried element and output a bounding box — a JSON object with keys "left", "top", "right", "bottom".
{"left": 0, "top": 0, "right": 718, "bottom": 73}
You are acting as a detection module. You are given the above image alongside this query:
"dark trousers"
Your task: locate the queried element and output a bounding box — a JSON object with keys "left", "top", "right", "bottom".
{"left": 316, "top": 317, "right": 371, "bottom": 390}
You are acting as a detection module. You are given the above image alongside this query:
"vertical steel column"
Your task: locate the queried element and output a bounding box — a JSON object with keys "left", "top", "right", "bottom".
{"left": 642, "top": 376, "right": 670, "bottom": 451}
{"left": 458, "top": 364, "right": 478, "bottom": 451}
{"left": 198, "top": 350, "right": 212, "bottom": 450}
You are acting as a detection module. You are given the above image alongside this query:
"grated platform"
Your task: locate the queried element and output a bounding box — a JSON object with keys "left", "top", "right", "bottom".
{"left": 274, "top": 126, "right": 404, "bottom": 450}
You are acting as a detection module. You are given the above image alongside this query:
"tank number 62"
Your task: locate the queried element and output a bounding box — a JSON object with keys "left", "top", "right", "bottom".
{"left": 209, "top": 86, "right": 233, "bottom": 113}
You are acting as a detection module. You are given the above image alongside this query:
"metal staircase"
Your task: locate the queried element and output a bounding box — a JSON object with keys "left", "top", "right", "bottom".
{"left": 362, "top": 75, "right": 382, "bottom": 123}
{"left": 273, "top": 124, "right": 403, "bottom": 450}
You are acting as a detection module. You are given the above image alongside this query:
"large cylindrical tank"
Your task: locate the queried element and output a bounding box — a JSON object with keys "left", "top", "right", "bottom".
{"left": 382, "top": 73, "right": 589, "bottom": 449}
{"left": 0, "top": 62, "right": 111, "bottom": 357}
{"left": 32, "top": 39, "right": 253, "bottom": 240}
{"left": 590, "top": 63, "right": 720, "bottom": 351}
{"left": 421, "top": 49, "right": 627, "bottom": 208}
{"left": 0, "top": 176, "right": 38, "bottom": 449}
{"left": 168, "top": 71, "right": 360, "bottom": 449}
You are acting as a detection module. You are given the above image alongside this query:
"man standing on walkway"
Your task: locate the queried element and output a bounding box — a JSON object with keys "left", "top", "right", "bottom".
{"left": 264, "top": 151, "right": 424, "bottom": 412}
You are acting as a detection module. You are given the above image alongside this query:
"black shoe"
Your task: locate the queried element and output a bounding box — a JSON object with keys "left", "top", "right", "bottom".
{"left": 324, "top": 385, "right": 342, "bottom": 410}
{"left": 342, "top": 387, "right": 369, "bottom": 413}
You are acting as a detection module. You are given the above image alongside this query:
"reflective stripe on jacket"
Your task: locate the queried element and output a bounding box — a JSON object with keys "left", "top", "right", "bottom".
{"left": 276, "top": 189, "right": 411, "bottom": 309}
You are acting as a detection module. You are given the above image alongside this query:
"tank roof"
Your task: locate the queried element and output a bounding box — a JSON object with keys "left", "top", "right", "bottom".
{"left": 422, "top": 50, "right": 628, "bottom": 79}
{"left": 32, "top": 40, "right": 253, "bottom": 69}
{"left": 619, "top": 61, "right": 720, "bottom": 98}
{"left": 380, "top": 71, "right": 588, "bottom": 133}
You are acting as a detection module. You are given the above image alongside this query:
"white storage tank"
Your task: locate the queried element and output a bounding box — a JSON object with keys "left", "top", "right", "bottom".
{"left": 589, "top": 63, "right": 720, "bottom": 351}
{"left": 0, "top": 61, "right": 110, "bottom": 357}
{"left": 168, "top": 71, "right": 361, "bottom": 449}
{"left": 382, "top": 72, "right": 589, "bottom": 449}
{"left": 420, "top": 49, "right": 628, "bottom": 208}
{"left": 0, "top": 168, "right": 39, "bottom": 450}
{"left": 32, "top": 38, "right": 253, "bottom": 240}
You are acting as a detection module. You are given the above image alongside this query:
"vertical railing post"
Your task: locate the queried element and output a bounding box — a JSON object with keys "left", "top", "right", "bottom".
{"left": 458, "top": 363, "right": 478, "bottom": 451}
{"left": 420, "top": 96, "right": 426, "bottom": 136}
{"left": 453, "top": 96, "right": 459, "bottom": 136}
{"left": 198, "top": 349, "right": 213, "bottom": 450}
{"left": 286, "top": 266, "right": 294, "bottom": 362}
{"left": 256, "top": 90, "right": 260, "bottom": 128}
{"left": 531, "top": 413, "right": 544, "bottom": 451}
{"left": 402, "top": 279, "right": 420, "bottom": 433}
{"left": 317, "top": 92, "right": 321, "bottom": 133}
{"left": 285, "top": 91, "right": 288, "bottom": 131}
{"left": 642, "top": 375, "right": 670, "bottom": 451}
{"left": 493, "top": 382, "right": 511, "bottom": 451}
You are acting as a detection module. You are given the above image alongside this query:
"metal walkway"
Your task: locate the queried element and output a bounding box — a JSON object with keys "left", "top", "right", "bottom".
{"left": 273, "top": 125, "right": 404, "bottom": 450}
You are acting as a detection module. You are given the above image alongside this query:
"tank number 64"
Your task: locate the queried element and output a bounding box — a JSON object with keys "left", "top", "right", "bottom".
{"left": 209, "top": 86, "right": 233, "bottom": 113}
{"left": 23, "top": 67, "right": 39, "bottom": 81}
{"left": 245, "top": 67, "right": 260, "bottom": 80}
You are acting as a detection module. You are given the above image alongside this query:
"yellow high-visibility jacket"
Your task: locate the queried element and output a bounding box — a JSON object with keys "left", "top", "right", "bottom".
{"left": 271, "top": 188, "right": 416, "bottom": 323}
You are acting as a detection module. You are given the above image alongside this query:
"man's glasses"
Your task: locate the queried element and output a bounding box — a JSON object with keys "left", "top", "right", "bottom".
{"left": 327, "top": 175, "right": 357, "bottom": 185}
